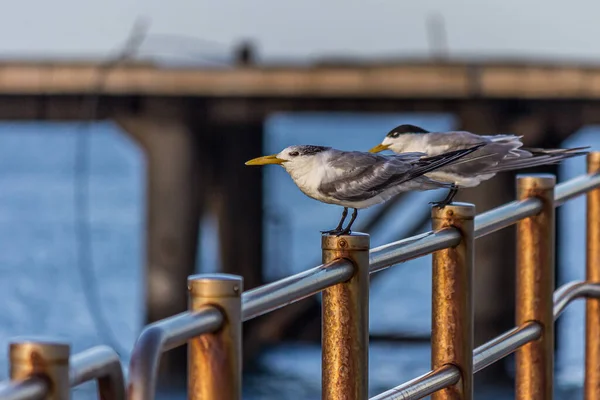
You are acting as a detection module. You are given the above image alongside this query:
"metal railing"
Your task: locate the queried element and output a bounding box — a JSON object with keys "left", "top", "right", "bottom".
{"left": 0, "top": 340, "right": 125, "bottom": 400}
{"left": 3, "top": 152, "right": 600, "bottom": 399}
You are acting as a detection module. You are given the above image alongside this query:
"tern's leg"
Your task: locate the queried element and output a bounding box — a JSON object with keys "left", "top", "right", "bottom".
{"left": 321, "top": 207, "right": 348, "bottom": 235}
{"left": 430, "top": 183, "right": 460, "bottom": 209}
{"left": 337, "top": 208, "right": 358, "bottom": 236}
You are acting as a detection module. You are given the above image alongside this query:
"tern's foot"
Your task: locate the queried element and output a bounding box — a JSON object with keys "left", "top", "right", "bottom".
{"left": 431, "top": 185, "right": 459, "bottom": 209}
{"left": 321, "top": 228, "right": 343, "bottom": 235}
{"left": 336, "top": 227, "right": 352, "bottom": 236}
{"left": 429, "top": 200, "right": 451, "bottom": 209}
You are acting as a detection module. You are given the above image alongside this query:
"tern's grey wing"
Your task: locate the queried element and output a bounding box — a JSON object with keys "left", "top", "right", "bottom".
{"left": 427, "top": 131, "right": 526, "bottom": 175}
{"left": 326, "top": 151, "right": 395, "bottom": 171}
{"left": 318, "top": 151, "right": 422, "bottom": 202}
{"left": 428, "top": 130, "right": 523, "bottom": 148}
{"left": 326, "top": 150, "right": 426, "bottom": 170}
{"left": 426, "top": 131, "right": 491, "bottom": 151}
{"left": 320, "top": 145, "right": 483, "bottom": 202}
{"left": 324, "top": 150, "right": 432, "bottom": 185}
{"left": 401, "top": 144, "right": 488, "bottom": 182}
{"left": 321, "top": 151, "right": 411, "bottom": 192}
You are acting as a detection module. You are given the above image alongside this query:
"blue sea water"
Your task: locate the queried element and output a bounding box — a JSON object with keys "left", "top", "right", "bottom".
{"left": 0, "top": 116, "right": 596, "bottom": 399}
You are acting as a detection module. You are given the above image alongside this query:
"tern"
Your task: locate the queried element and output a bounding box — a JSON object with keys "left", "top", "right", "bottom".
{"left": 369, "top": 124, "right": 589, "bottom": 207}
{"left": 245, "top": 143, "right": 484, "bottom": 236}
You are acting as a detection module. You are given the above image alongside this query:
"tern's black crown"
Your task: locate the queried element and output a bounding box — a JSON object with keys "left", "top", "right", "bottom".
{"left": 386, "top": 124, "right": 430, "bottom": 139}
{"left": 296, "top": 145, "right": 330, "bottom": 156}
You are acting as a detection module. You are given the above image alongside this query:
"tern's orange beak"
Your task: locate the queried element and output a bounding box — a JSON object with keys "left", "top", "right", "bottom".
{"left": 245, "top": 154, "right": 285, "bottom": 165}
{"left": 368, "top": 143, "right": 390, "bottom": 153}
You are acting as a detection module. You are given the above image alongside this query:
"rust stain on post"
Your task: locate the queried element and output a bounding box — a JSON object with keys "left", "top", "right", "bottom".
{"left": 321, "top": 233, "right": 370, "bottom": 400}
{"left": 431, "top": 203, "right": 475, "bottom": 400}
{"left": 586, "top": 153, "right": 600, "bottom": 400}
{"left": 516, "top": 174, "right": 555, "bottom": 400}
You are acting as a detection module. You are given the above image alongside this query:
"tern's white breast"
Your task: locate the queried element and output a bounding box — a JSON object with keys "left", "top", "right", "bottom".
{"left": 283, "top": 153, "right": 333, "bottom": 203}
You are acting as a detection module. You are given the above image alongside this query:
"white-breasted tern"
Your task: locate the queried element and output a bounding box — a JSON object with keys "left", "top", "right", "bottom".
{"left": 369, "top": 124, "right": 589, "bottom": 207}
{"left": 245, "top": 143, "right": 485, "bottom": 235}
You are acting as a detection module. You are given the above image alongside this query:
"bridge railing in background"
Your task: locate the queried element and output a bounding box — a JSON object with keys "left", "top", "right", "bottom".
{"left": 3, "top": 153, "right": 600, "bottom": 400}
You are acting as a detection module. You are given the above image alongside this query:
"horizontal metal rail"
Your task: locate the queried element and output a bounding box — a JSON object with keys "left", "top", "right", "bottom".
{"left": 0, "top": 379, "right": 48, "bottom": 400}
{"left": 369, "top": 229, "right": 460, "bottom": 273}
{"left": 125, "top": 171, "right": 600, "bottom": 400}
{"left": 242, "top": 259, "right": 353, "bottom": 320}
{"left": 0, "top": 345, "right": 128, "bottom": 400}
{"left": 370, "top": 280, "right": 600, "bottom": 399}
{"left": 69, "top": 346, "right": 126, "bottom": 400}
{"left": 473, "top": 322, "right": 542, "bottom": 373}
{"left": 128, "top": 307, "right": 223, "bottom": 400}
{"left": 127, "top": 260, "right": 352, "bottom": 400}
{"left": 370, "top": 172, "right": 600, "bottom": 274}
{"left": 474, "top": 198, "right": 541, "bottom": 238}
{"left": 555, "top": 173, "right": 600, "bottom": 206}
{"left": 553, "top": 281, "right": 600, "bottom": 320}
{"left": 370, "top": 365, "right": 460, "bottom": 400}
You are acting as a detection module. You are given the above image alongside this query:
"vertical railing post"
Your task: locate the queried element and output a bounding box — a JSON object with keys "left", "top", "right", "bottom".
{"left": 321, "top": 232, "right": 370, "bottom": 400}
{"left": 586, "top": 152, "right": 600, "bottom": 399}
{"left": 516, "top": 174, "right": 555, "bottom": 400}
{"left": 431, "top": 203, "right": 475, "bottom": 400}
{"left": 188, "top": 273, "right": 243, "bottom": 400}
{"left": 9, "top": 337, "right": 70, "bottom": 400}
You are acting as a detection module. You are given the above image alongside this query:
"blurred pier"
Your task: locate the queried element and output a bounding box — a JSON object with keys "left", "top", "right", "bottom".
{"left": 2, "top": 58, "right": 600, "bottom": 382}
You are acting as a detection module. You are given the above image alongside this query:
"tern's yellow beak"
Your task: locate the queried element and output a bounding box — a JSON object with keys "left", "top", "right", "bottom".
{"left": 245, "top": 154, "right": 285, "bottom": 166}
{"left": 368, "top": 143, "right": 390, "bottom": 153}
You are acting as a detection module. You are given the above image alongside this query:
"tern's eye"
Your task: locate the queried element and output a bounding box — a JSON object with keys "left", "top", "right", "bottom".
{"left": 391, "top": 132, "right": 400, "bottom": 138}
{"left": 289, "top": 151, "right": 300, "bottom": 157}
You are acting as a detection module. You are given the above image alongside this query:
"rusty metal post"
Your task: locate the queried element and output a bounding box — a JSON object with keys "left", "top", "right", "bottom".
{"left": 9, "top": 337, "right": 70, "bottom": 400}
{"left": 431, "top": 203, "right": 475, "bottom": 400}
{"left": 586, "top": 152, "right": 600, "bottom": 399}
{"left": 516, "top": 174, "right": 556, "bottom": 400}
{"left": 188, "top": 273, "right": 243, "bottom": 400}
{"left": 321, "top": 232, "right": 370, "bottom": 400}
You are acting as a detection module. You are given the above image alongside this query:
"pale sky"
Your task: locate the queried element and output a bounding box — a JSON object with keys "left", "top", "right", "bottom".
{"left": 1, "top": 0, "right": 599, "bottom": 63}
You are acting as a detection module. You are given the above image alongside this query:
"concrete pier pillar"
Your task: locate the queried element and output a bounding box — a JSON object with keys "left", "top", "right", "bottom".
{"left": 203, "top": 120, "right": 265, "bottom": 366}
{"left": 117, "top": 109, "right": 202, "bottom": 384}
{"left": 211, "top": 121, "right": 264, "bottom": 290}
{"left": 200, "top": 99, "right": 265, "bottom": 290}
{"left": 119, "top": 98, "right": 267, "bottom": 373}
{"left": 457, "top": 104, "right": 516, "bottom": 385}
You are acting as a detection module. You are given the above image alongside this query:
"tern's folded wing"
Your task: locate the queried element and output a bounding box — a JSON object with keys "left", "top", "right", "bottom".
{"left": 318, "top": 146, "right": 482, "bottom": 201}
{"left": 427, "top": 131, "right": 487, "bottom": 150}
{"left": 426, "top": 132, "right": 531, "bottom": 175}
{"left": 318, "top": 152, "right": 414, "bottom": 201}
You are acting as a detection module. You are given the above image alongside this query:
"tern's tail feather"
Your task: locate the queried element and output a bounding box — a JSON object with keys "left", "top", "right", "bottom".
{"left": 484, "top": 146, "right": 589, "bottom": 174}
